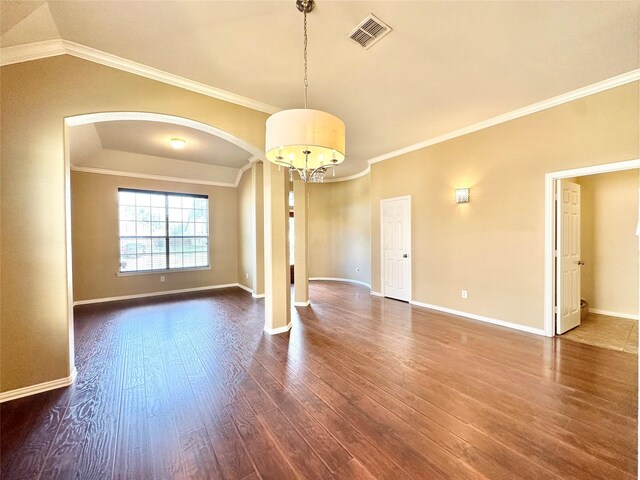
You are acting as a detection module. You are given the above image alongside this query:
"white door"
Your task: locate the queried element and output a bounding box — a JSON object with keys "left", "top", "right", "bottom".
{"left": 556, "top": 180, "right": 582, "bottom": 334}
{"left": 381, "top": 196, "right": 411, "bottom": 302}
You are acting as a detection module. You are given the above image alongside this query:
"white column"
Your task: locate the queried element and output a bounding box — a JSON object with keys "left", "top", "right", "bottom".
{"left": 263, "top": 162, "right": 291, "bottom": 334}
{"left": 252, "top": 162, "right": 264, "bottom": 297}
{"left": 293, "top": 179, "right": 309, "bottom": 306}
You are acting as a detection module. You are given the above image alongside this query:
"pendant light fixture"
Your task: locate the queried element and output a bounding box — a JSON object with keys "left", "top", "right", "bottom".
{"left": 265, "top": 0, "right": 346, "bottom": 183}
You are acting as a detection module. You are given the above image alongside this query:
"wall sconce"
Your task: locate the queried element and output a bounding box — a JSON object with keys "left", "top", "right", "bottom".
{"left": 456, "top": 188, "right": 470, "bottom": 204}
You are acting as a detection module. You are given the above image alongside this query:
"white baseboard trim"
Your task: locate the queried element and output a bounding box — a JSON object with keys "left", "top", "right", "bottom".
{"left": 73, "top": 283, "right": 241, "bottom": 305}
{"left": 370, "top": 291, "right": 383, "bottom": 297}
{"left": 588, "top": 308, "right": 638, "bottom": 321}
{"left": 309, "top": 277, "right": 371, "bottom": 288}
{"left": 264, "top": 323, "right": 292, "bottom": 335}
{"left": 0, "top": 368, "right": 77, "bottom": 403}
{"left": 294, "top": 300, "right": 311, "bottom": 307}
{"left": 410, "top": 300, "right": 546, "bottom": 336}
{"left": 236, "top": 283, "right": 253, "bottom": 294}
{"left": 236, "top": 283, "right": 266, "bottom": 299}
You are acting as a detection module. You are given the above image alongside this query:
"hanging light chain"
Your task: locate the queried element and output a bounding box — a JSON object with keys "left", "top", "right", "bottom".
{"left": 303, "top": 8, "right": 309, "bottom": 109}
{"left": 279, "top": 0, "right": 336, "bottom": 183}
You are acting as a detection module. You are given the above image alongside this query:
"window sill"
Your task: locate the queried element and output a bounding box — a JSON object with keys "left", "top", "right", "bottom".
{"left": 116, "top": 266, "right": 211, "bottom": 277}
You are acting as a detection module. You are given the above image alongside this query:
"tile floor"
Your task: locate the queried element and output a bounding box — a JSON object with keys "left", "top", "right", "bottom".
{"left": 562, "top": 312, "right": 638, "bottom": 353}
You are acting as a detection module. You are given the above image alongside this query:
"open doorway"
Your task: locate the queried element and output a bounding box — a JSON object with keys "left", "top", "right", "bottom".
{"left": 548, "top": 162, "right": 639, "bottom": 351}
{"left": 66, "top": 111, "right": 260, "bottom": 303}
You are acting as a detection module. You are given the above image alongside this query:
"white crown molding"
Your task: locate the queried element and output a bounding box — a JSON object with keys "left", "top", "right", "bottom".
{"left": 323, "top": 165, "right": 370, "bottom": 183}
{"left": 410, "top": 300, "right": 545, "bottom": 336}
{"left": 0, "top": 39, "right": 66, "bottom": 65}
{"left": 309, "top": 277, "right": 372, "bottom": 288}
{"left": 0, "top": 367, "right": 77, "bottom": 403}
{"left": 71, "top": 165, "right": 238, "bottom": 188}
{"left": 1, "top": 39, "right": 280, "bottom": 115}
{"left": 6, "top": 41, "right": 637, "bottom": 181}
{"left": 234, "top": 157, "right": 258, "bottom": 186}
{"left": 368, "top": 69, "right": 640, "bottom": 166}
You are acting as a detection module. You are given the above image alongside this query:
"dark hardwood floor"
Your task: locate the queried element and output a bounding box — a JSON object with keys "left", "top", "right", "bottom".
{"left": 1, "top": 281, "right": 637, "bottom": 479}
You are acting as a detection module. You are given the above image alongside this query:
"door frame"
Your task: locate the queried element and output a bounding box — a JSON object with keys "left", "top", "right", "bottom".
{"left": 380, "top": 195, "right": 412, "bottom": 302}
{"left": 543, "top": 158, "right": 640, "bottom": 337}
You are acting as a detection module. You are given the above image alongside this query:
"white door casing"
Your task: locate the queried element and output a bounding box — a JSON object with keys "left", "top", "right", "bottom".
{"left": 556, "top": 180, "right": 581, "bottom": 334}
{"left": 543, "top": 159, "right": 639, "bottom": 337}
{"left": 381, "top": 196, "right": 411, "bottom": 302}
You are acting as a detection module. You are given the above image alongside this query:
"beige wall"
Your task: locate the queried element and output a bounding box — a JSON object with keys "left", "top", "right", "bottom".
{"left": 579, "top": 170, "right": 639, "bottom": 317}
{"left": 71, "top": 171, "right": 238, "bottom": 301}
{"left": 308, "top": 175, "right": 371, "bottom": 286}
{"left": 371, "top": 82, "right": 639, "bottom": 330}
{"left": 237, "top": 167, "right": 253, "bottom": 290}
{"left": 1, "top": 55, "right": 268, "bottom": 393}
{"left": 2, "top": 54, "right": 638, "bottom": 396}
{"left": 236, "top": 162, "right": 265, "bottom": 295}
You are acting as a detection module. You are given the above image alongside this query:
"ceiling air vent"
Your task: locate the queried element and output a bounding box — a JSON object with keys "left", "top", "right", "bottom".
{"left": 348, "top": 14, "right": 391, "bottom": 50}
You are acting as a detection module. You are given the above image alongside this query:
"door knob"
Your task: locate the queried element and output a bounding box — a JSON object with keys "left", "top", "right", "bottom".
{"left": 577, "top": 260, "right": 585, "bottom": 265}
{"left": 403, "top": 254, "right": 408, "bottom": 258}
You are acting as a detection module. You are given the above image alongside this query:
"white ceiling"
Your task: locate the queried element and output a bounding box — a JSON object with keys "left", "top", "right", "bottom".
{"left": 68, "top": 120, "right": 253, "bottom": 176}
{"left": 93, "top": 121, "right": 252, "bottom": 168}
{"left": 3, "top": 1, "right": 639, "bottom": 178}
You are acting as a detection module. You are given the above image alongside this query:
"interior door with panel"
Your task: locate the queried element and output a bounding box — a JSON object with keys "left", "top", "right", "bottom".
{"left": 381, "top": 196, "right": 411, "bottom": 302}
{"left": 556, "top": 180, "right": 582, "bottom": 334}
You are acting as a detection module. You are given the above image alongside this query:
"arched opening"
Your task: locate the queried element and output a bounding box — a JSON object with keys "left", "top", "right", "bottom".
{"left": 64, "top": 112, "right": 263, "bottom": 381}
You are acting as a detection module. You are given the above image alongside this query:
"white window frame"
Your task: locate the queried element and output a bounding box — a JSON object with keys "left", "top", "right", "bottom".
{"left": 117, "top": 188, "right": 210, "bottom": 274}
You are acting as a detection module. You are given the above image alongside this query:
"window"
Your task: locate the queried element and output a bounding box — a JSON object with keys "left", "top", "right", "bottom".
{"left": 118, "top": 189, "right": 209, "bottom": 273}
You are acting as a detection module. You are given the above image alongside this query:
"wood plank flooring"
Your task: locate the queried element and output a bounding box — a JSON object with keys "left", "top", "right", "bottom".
{"left": 1, "top": 281, "right": 637, "bottom": 479}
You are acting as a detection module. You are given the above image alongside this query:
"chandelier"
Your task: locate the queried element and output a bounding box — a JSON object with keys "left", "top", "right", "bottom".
{"left": 265, "top": 0, "right": 346, "bottom": 183}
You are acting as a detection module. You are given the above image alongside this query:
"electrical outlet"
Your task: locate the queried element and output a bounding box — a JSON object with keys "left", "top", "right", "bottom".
{"left": 246, "top": 272, "right": 249, "bottom": 279}
{"left": 160, "top": 275, "right": 165, "bottom": 282}
{"left": 461, "top": 290, "right": 468, "bottom": 299}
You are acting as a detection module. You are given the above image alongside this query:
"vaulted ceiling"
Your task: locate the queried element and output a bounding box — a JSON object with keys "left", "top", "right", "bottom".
{"left": 2, "top": 1, "right": 639, "bottom": 178}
